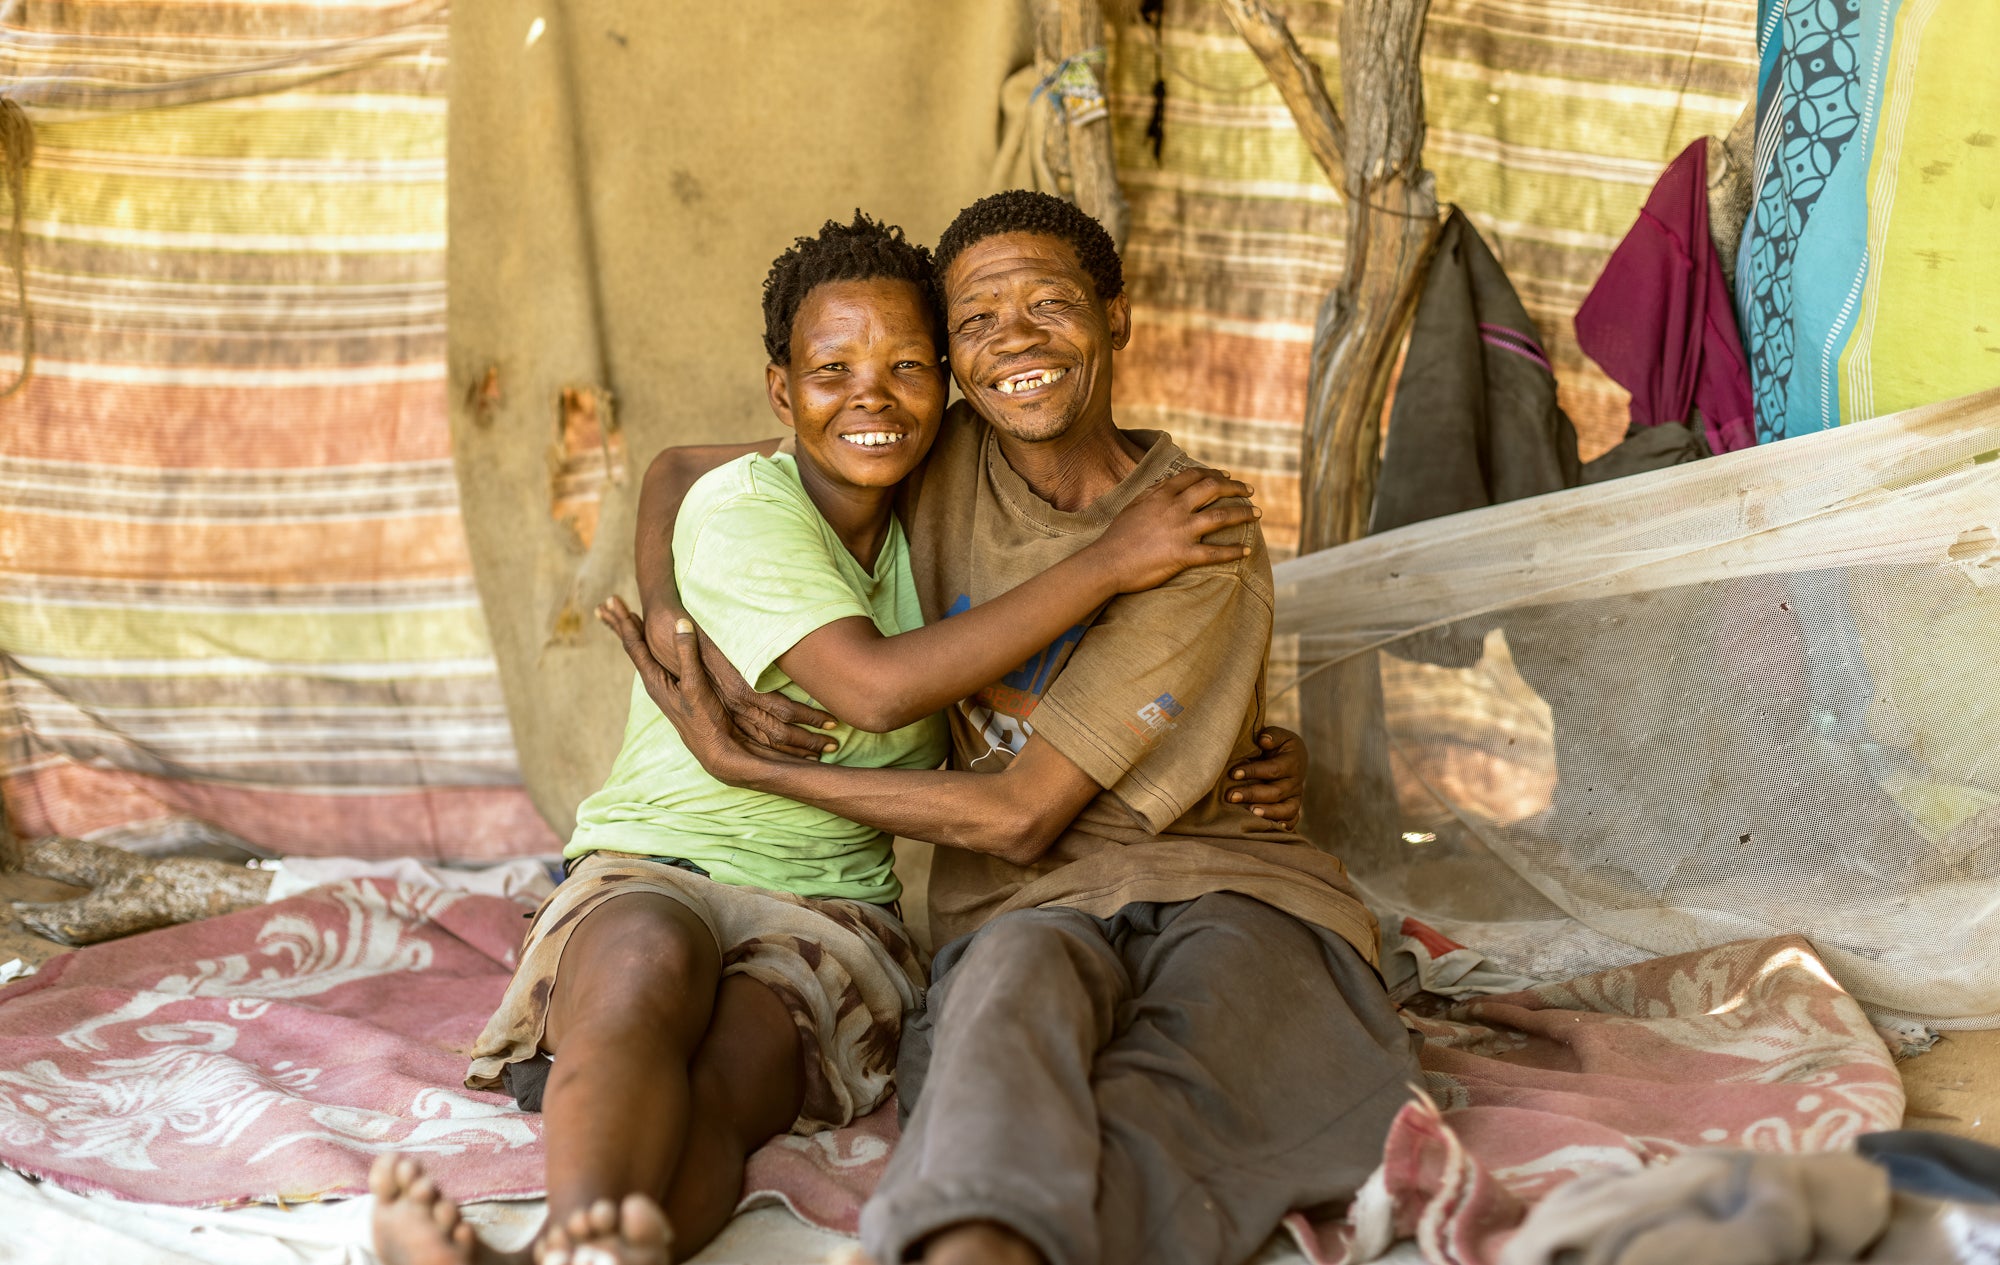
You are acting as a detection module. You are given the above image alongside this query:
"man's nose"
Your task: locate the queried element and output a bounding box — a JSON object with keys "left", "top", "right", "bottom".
{"left": 987, "top": 302, "right": 1048, "bottom": 355}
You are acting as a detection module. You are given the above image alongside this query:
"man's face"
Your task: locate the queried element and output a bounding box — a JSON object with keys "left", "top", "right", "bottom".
{"left": 940, "top": 232, "right": 1130, "bottom": 444}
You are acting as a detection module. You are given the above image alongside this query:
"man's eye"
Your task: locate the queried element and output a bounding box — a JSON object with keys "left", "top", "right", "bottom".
{"left": 817, "top": 363, "right": 845, "bottom": 373}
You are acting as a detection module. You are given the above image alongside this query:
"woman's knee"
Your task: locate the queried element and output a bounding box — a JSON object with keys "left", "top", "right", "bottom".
{"left": 548, "top": 895, "right": 722, "bottom": 1044}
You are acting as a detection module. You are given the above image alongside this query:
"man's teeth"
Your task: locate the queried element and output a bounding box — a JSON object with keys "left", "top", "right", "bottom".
{"left": 842, "top": 431, "right": 903, "bottom": 447}
{"left": 996, "top": 367, "right": 1068, "bottom": 395}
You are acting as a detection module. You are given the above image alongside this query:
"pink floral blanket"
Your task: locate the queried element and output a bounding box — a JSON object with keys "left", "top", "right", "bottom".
{"left": 0, "top": 881, "right": 1901, "bottom": 1265}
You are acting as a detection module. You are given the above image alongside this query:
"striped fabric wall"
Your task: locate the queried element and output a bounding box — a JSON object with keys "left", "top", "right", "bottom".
{"left": 0, "top": 2, "right": 557, "bottom": 859}
{"left": 1104, "top": 0, "right": 1759, "bottom": 555}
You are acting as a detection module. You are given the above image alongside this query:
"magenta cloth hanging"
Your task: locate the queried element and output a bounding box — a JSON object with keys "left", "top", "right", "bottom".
{"left": 1574, "top": 137, "right": 1756, "bottom": 454}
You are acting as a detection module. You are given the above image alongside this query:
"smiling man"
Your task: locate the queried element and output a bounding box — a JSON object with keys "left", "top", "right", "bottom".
{"left": 628, "top": 191, "right": 1416, "bottom": 1265}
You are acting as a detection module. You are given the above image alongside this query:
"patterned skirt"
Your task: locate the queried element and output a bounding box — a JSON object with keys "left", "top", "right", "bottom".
{"left": 465, "top": 851, "right": 925, "bottom": 1133}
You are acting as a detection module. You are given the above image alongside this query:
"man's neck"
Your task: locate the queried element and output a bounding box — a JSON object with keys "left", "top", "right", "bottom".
{"left": 994, "top": 414, "right": 1148, "bottom": 513}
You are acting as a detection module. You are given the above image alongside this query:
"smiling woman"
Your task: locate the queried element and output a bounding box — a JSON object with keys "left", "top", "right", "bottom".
{"left": 766, "top": 275, "right": 946, "bottom": 564}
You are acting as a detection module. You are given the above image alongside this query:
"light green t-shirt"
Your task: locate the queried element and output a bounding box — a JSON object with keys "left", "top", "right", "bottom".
{"left": 567, "top": 451, "right": 947, "bottom": 903}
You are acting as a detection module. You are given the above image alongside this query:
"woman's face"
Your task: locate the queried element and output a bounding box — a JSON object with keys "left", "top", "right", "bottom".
{"left": 767, "top": 277, "right": 947, "bottom": 491}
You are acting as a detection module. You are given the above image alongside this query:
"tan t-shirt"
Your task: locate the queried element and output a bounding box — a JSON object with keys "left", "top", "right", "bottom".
{"left": 903, "top": 403, "right": 1378, "bottom": 964}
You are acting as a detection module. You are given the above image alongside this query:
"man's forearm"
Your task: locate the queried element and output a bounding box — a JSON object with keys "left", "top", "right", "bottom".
{"left": 635, "top": 451, "right": 688, "bottom": 622}
{"left": 728, "top": 748, "right": 1093, "bottom": 866}
{"left": 635, "top": 442, "right": 778, "bottom": 622}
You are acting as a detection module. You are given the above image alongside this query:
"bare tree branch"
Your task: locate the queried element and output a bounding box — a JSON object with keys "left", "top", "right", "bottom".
{"left": 1225, "top": 0, "right": 1439, "bottom": 852}
{"left": 1218, "top": 0, "right": 1346, "bottom": 183}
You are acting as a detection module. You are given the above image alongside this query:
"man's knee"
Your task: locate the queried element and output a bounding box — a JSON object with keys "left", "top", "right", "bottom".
{"left": 948, "top": 909, "right": 1119, "bottom": 992}
{"left": 923, "top": 909, "right": 1127, "bottom": 1051}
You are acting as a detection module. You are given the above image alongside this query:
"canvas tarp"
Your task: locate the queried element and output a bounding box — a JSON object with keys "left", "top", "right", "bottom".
{"left": 447, "top": 1, "right": 1034, "bottom": 834}
{"left": 1100, "top": 0, "right": 1756, "bottom": 553}
{"left": 0, "top": 0, "right": 554, "bottom": 860}
{"left": 453, "top": 0, "right": 1760, "bottom": 833}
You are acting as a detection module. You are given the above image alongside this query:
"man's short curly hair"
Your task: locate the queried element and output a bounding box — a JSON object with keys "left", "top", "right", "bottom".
{"left": 761, "top": 211, "right": 940, "bottom": 364}
{"left": 933, "top": 190, "right": 1124, "bottom": 305}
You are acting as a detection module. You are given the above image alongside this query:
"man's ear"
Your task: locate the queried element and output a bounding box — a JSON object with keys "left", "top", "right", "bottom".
{"left": 1107, "top": 291, "right": 1132, "bottom": 352}
{"left": 765, "top": 362, "right": 798, "bottom": 430}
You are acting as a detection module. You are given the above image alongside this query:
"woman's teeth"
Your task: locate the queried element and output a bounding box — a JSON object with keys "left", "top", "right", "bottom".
{"left": 997, "top": 367, "right": 1068, "bottom": 395}
{"left": 841, "top": 431, "right": 904, "bottom": 447}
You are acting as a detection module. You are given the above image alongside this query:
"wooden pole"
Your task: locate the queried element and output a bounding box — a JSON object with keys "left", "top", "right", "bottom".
{"left": 1222, "top": 0, "right": 1440, "bottom": 852}
{"left": 1034, "top": 0, "right": 1130, "bottom": 249}
{"left": 1223, "top": 0, "right": 1438, "bottom": 552}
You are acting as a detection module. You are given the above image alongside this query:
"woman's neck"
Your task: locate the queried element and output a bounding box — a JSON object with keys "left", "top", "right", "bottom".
{"left": 795, "top": 454, "right": 896, "bottom": 571}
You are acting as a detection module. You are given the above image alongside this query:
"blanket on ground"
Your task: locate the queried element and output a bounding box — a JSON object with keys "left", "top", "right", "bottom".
{"left": 0, "top": 881, "right": 1902, "bottom": 1265}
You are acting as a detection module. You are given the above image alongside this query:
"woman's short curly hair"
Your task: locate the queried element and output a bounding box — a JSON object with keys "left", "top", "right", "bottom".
{"left": 933, "top": 190, "right": 1124, "bottom": 305}
{"left": 761, "top": 211, "right": 940, "bottom": 364}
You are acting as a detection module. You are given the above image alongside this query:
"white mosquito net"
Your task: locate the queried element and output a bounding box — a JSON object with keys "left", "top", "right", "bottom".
{"left": 1274, "top": 386, "right": 2000, "bottom": 1027}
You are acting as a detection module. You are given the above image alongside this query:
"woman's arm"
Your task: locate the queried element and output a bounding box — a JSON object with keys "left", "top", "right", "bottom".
{"left": 635, "top": 441, "right": 837, "bottom": 759}
{"left": 778, "top": 468, "right": 1261, "bottom": 734}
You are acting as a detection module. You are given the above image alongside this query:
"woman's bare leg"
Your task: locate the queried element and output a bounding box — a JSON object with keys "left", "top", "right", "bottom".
{"left": 539, "top": 892, "right": 721, "bottom": 1231}
{"left": 656, "top": 975, "right": 809, "bottom": 1258}
{"left": 374, "top": 896, "right": 803, "bottom": 1265}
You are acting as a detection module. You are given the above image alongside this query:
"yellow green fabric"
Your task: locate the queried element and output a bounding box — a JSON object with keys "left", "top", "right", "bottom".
{"left": 1839, "top": 0, "right": 2000, "bottom": 423}
{"left": 566, "top": 453, "right": 947, "bottom": 903}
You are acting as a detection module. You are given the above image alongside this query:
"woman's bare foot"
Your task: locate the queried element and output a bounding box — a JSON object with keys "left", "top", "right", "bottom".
{"left": 919, "top": 1221, "right": 1043, "bottom": 1265}
{"left": 370, "top": 1155, "right": 481, "bottom": 1265}
{"left": 538, "top": 1194, "right": 673, "bottom": 1265}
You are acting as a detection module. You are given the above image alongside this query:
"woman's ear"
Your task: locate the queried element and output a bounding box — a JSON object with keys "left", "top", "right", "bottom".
{"left": 765, "top": 362, "right": 797, "bottom": 429}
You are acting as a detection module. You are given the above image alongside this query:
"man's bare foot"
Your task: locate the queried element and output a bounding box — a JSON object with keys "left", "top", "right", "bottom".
{"left": 538, "top": 1194, "right": 673, "bottom": 1265}
{"left": 370, "top": 1154, "right": 481, "bottom": 1265}
{"left": 918, "top": 1221, "right": 1043, "bottom": 1265}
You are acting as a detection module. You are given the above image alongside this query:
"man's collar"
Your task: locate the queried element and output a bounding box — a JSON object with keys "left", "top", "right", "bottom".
{"left": 980, "top": 422, "right": 1180, "bottom": 534}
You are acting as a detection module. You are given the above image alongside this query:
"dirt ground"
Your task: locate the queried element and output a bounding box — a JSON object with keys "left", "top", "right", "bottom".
{"left": 2, "top": 867, "right": 1995, "bottom": 1141}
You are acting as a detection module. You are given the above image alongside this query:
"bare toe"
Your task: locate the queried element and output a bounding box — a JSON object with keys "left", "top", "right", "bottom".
{"left": 588, "top": 1198, "right": 619, "bottom": 1237}
{"left": 538, "top": 1195, "right": 670, "bottom": 1265}
{"left": 370, "top": 1156, "right": 480, "bottom": 1265}
{"left": 619, "top": 1193, "right": 671, "bottom": 1260}
{"left": 370, "top": 1153, "right": 403, "bottom": 1200}
{"left": 539, "top": 1221, "right": 574, "bottom": 1265}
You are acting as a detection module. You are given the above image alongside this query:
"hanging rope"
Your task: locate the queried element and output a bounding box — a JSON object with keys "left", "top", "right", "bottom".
{"left": 0, "top": 97, "right": 34, "bottom": 400}
{"left": 1140, "top": 0, "right": 1168, "bottom": 162}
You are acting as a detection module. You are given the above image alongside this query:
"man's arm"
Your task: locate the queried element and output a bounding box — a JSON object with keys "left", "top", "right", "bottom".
{"left": 635, "top": 441, "right": 836, "bottom": 758}
{"left": 601, "top": 597, "right": 1098, "bottom": 864}
{"left": 635, "top": 441, "right": 778, "bottom": 632}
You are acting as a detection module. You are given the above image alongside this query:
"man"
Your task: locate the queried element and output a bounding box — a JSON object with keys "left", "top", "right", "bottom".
{"left": 623, "top": 191, "right": 1416, "bottom": 1265}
